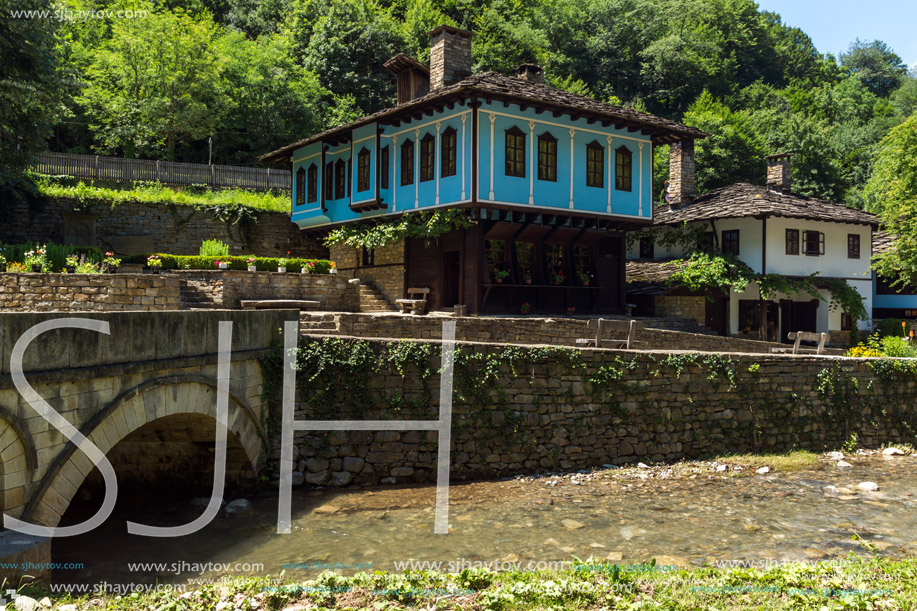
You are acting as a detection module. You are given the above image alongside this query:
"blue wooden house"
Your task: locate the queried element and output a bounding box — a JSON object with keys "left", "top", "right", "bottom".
{"left": 261, "top": 25, "right": 705, "bottom": 314}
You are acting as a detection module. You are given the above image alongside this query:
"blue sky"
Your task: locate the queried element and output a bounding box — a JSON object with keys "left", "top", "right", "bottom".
{"left": 756, "top": 0, "right": 917, "bottom": 69}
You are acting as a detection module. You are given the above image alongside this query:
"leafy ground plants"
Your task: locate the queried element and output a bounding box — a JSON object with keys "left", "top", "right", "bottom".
{"left": 12, "top": 555, "right": 917, "bottom": 611}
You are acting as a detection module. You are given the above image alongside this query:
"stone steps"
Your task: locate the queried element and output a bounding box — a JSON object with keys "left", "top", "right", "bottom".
{"left": 357, "top": 282, "right": 393, "bottom": 312}
{"left": 300, "top": 313, "right": 342, "bottom": 334}
{"left": 179, "top": 284, "right": 217, "bottom": 309}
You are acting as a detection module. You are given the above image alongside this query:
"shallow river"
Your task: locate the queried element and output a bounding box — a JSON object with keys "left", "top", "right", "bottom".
{"left": 54, "top": 454, "right": 917, "bottom": 587}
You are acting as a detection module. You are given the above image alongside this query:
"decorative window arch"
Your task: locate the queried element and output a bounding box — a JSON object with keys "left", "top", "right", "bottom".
{"left": 586, "top": 140, "right": 604, "bottom": 188}
{"left": 401, "top": 139, "right": 414, "bottom": 185}
{"left": 615, "top": 146, "right": 632, "bottom": 192}
{"left": 295, "top": 166, "right": 306, "bottom": 205}
{"left": 307, "top": 164, "right": 317, "bottom": 203}
{"left": 357, "top": 148, "right": 371, "bottom": 192}
{"left": 537, "top": 132, "right": 557, "bottom": 182}
{"left": 505, "top": 126, "right": 526, "bottom": 178}
{"left": 420, "top": 133, "right": 435, "bottom": 182}
{"left": 441, "top": 127, "right": 457, "bottom": 177}
{"left": 334, "top": 159, "right": 346, "bottom": 199}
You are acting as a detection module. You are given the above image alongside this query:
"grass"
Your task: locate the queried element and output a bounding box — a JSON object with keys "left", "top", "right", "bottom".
{"left": 33, "top": 174, "right": 290, "bottom": 213}
{"left": 713, "top": 449, "right": 820, "bottom": 473}
{"left": 9, "top": 555, "right": 917, "bottom": 610}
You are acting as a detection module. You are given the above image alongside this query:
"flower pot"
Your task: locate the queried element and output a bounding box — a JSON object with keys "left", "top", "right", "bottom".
{"left": 277, "top": 266, "right": 286, "bottom": 273}
{"left": 148, "top": 267, "right": 160, "bottom": 274}
{"left": 495, "top": 278, "right": 503, "bottom": 284}
{"left": 524, "top": 279, "right": 532, "bottom": 285}
{"left": 218, "top": 263, "right": 228, "bottom": 270}
{"left": 108, "top": 266, "right": 119, "bottom": 274}
{"left": 65, "top": 265, "right": 76, "bottom": 274}
{"left": 247, "top": 265, "right": 257, "bottom": 272}
{"left": 30, "top": 264, "right": 42, "bottom": 273}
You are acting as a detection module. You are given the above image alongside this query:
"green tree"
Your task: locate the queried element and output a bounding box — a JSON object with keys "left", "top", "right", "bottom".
{"left": 867, "top": 112, "right": 917, "bottom": 284}
{"left": 78, "top": 5, "right": 231, "bottom": 159}
{"left": 218, "top": 33, "right": 328, "bottom": 163}
{"left": 682, "top": 90, "right": 765, "bottom": 191}
{"left": 0, "top": 0, "right": 63, "bottom": 181}
{"left": 292, "top": 0, "right": 404, "bottom": 114}
{"left": 840, "top": 39, "right": 907, "bottom": 98}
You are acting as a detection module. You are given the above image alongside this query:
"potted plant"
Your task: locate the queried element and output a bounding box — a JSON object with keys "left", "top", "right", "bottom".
{"left": 520, "top": 302, "right": 532, "bottom": 315}
{"left": 101, "top": 252, "right": 121, "bottom": 273}
{"left": 579, "top": 271, "right": 592, "bottom": 286}
{"left": 0, "top": 254, "right": 6, "bottom": 272}
{"left": 147, "top": 255, "right": 162, "bottom": 273}
{"left": 64, "top": 255, "right": 79, "bottom": 274}
{"left": 302, "top": 261, "right": 313, "bottom": 274}
{"left": 278, "top": 251, "right": 290, "bottom": 273}
{"left": 552, "top": 271, "right": 566, "bottom": 286}
{"left": 25, "top": 247, "right": 48, "bottom": 273}
{"left": 494, "top": 270, "right": 510, "bottom": 284}
{"left": 522, "top": 273, "right": 532, "bottom": 285}
{"left": 566, "top": 306, "right": 576, "bottom": 316}
{"left": 215, "top": 259, "right": 228, "bottom": 270}
{"left": 246, "top": 257, "right": 257, "bottom": 272}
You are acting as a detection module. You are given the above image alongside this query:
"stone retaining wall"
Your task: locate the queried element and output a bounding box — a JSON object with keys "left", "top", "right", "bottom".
{"left": 0, "top": 273, "right": 180, "bottom": 311}
{"left": 287, "top": 340, "right": 915, "bottom": 486}
{"left": 176, "top": 271, "right": 360, "bottom": 311}
{"left": 330, "top": 242, "right": 405, "bottom": 305}
{"left": 1, "top": 197, "right": 326, "bottom": 258}
{"left": 302, "top": 312, "right": 795, "bottom": 354}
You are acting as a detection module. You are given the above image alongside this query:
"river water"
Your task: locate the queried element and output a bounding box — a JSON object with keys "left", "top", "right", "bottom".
{"left": 54, "top": 454, "right": 917, "bottom": 587}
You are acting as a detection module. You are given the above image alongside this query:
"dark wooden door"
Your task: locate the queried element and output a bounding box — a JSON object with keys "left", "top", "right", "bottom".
{"left": 442, "top": 251, "right": 460, "bottom": 308}
{"left": 596, "top": 237, "right": 623, "bottom": 311}
{"left": 705, "top": 294, "right": 727, "bottom": 335}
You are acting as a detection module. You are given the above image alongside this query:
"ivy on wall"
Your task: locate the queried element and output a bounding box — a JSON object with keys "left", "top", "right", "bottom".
{"left": 257, "top": 336, "right": 917, "bottom": 478}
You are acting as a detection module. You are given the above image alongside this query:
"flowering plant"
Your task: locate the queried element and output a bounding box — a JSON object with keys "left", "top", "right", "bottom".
{"left": 25, "top": 247, "right": 48, "bottom": 271}
{"left": 520, "top": 302, "right": 531, "bottom": 314}
{"left": 579, "top": 271, "right": 592, "bottom": 285}
{"left": 147, "top": 255, "right": 162, "bottom": 268}
{"left": 103, "top": 252, "right": 121, "bottom": 267}
{"left": 65, "top": 255, "right": 79, "bottom": 267}
{"left": 552, "top": 271, "right": 566, "bottom": 285}
{"left": 246, "top": 258, "right": 256, "bottom": 265}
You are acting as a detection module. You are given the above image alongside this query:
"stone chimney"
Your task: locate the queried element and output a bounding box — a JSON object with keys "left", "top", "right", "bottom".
{"left": 667, "top": 139, "right": 696, "bottom": 208}
{"left": 428, "top": 25, "right": 473, "bottom": 91}
{"left": 516, "top": 63, "right": 544, "bottom": 85}
{"left": 766, "top": 153, "right": 793, "bottom": 193}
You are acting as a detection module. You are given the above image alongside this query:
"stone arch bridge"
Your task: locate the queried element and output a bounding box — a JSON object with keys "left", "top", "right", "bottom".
{"left": 0, "top": 310, "right": 298, "bottom": 575}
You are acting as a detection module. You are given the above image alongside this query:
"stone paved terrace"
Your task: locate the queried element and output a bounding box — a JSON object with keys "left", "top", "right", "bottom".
{"left": 298, "top": 311, "right": 843, "bottom": 355}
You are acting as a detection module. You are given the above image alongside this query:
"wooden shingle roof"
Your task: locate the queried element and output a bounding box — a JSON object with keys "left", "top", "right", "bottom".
{"left": 872, "top": 231, "right": 895, "bottom": 256}
{"left": 261, "top": 71, "right": 706, "bottom": 163}
{"left": 654, "top": 183, "right": 879, "bottom": 227}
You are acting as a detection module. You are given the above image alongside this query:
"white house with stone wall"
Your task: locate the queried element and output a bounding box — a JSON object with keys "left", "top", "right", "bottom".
{"left": 627, "top": 153, "right": 878, "bottom": 342}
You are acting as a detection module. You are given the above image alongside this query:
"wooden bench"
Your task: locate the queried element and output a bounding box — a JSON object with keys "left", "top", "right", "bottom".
{"left": 576, "top": 319, "right": 641, "bottom": 349}
{"left": 394, "top": 287, "right": 430, "bottom": 315}
{"left": 240, "top": 299, "right": 320, "bottom": 311}
{"left": 771, "top": 331, "right": 828, "bottom": 355}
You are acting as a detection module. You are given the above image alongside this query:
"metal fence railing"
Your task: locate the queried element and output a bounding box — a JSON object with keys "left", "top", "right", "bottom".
{"left": 34, "top": 152, "right": 291, "bottom": 191}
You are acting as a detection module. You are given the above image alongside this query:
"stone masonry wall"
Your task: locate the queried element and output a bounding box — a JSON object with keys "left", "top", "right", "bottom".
{"left": 654, "top": 295, "right": 706, "bottom": 326}
{"left": 0, "top": 273, "right": 180, "bottom": 311}
{"left": 303, "top": 312, "right": 802, "bottom": 355}
{"left": 0, "top": 197, "right": 326, "bottom": 258}
{"left": 176, "top": 270, "right": 360, "bottom": 311}
{"left": 288, "top": 340, "right": 917, "bottom": 487}
{"left": 331, "top": 241, "right": 405, "bottom": 305}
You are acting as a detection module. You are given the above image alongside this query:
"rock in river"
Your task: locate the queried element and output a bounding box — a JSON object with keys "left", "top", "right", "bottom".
{"left": 857, "top": 482, "right": 879, "bottom": 492}
{"left": 836, "top": 461, "right": 853, "bottom": 469}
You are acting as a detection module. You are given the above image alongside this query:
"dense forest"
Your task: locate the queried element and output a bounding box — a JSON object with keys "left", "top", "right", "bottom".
{"left": 3, "top": 0, "right": 916, "bottom": 224}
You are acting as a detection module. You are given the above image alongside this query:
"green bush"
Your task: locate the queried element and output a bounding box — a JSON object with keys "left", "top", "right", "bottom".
{"left": 880, "top": 335, "right": 917, "bottom": 358}
{"left": 876, "top": 318, "right": 910, "bottom": 338}
{"left": 123, "top": 253, "right": 336, "bottom": 274}
{"left": 200, "top": 239, "right": 229, "bottom": 257}
{"left": 0, "top": 241, "right": 102, "bottom": 271}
